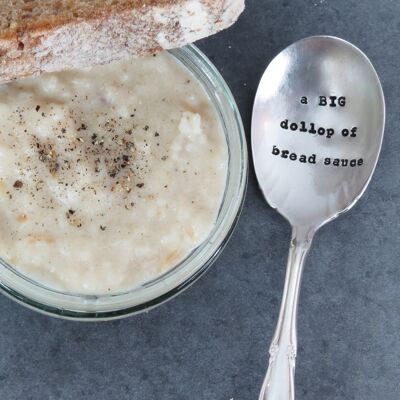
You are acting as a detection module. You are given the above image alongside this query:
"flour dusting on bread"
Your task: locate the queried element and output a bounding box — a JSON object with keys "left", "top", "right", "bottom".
{"left": 0, "top": 0, "right": 245, "bottom": 84}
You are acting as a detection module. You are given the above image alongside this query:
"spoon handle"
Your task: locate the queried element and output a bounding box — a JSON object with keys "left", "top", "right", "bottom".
{"left": 259, "top": 227, "right": 314, "bottom": 400}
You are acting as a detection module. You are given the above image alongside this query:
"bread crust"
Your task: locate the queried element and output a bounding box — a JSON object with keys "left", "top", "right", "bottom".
{"left": 0, "top": 0, "right": 244, "bottom": 83}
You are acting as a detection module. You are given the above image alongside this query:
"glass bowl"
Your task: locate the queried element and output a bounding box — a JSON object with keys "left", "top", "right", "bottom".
{"left": 0, "top": 44, "right": 248, "bottom": 320}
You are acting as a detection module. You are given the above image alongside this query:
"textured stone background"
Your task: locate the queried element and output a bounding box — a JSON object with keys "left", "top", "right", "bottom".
{"left": 0, "top": 1, "right": 399, "bottom": 399}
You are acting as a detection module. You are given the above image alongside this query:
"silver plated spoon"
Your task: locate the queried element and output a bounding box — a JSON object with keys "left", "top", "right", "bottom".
{"left": 251, "top": 36, "right": 385, "bottom": 400}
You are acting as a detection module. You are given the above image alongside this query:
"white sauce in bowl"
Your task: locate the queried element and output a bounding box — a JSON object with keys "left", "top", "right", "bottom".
{"left": 0, "top": 52, "right": 227, "bottom": 294}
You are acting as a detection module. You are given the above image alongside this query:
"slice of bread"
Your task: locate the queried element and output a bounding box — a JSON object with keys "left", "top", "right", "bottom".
{"left": 0, "top": 0, "right": 244, "bottom": 84}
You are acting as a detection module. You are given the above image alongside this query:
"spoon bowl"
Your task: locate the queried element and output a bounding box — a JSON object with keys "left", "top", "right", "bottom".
{"left": 253, "top": 36, "right": 385, "bottom": 230}
{"left": 251, "top": 36, "right": 385, "bottom": 400}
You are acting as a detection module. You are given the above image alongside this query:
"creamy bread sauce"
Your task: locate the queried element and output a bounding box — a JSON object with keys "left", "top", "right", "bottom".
{"left": 0, "top": 53, "right": 227, "bottom": 294}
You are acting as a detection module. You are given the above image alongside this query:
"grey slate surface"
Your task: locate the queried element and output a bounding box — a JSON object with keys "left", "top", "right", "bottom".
{"left": 0, "top": 1, "right": 399, "bottom": 399}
